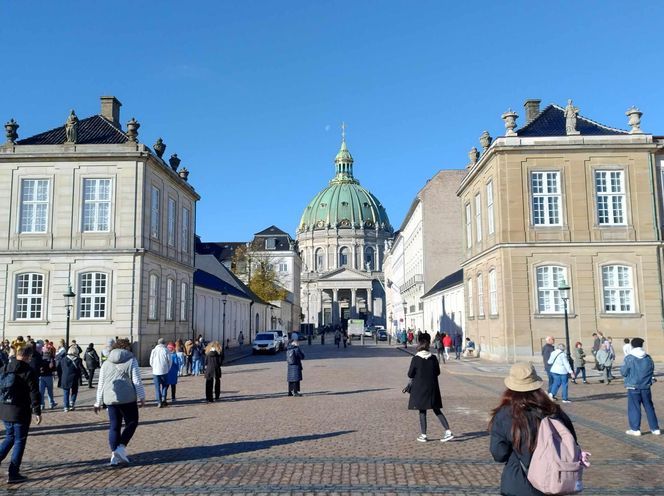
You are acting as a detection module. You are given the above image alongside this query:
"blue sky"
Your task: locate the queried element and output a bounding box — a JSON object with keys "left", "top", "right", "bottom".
{"left": 2, "top": 1, "right": 663, "bottom": 241}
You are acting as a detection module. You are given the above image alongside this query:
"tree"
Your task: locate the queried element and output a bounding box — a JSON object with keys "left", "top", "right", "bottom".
{"left": 248, "top": 258, "right": 288, "bottom": 302}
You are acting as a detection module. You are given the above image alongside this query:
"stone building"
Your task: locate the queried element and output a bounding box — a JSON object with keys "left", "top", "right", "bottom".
{"left": 421, "top": 269, "right": 464, "bottom": 338}
{"left": 0, "top": 96, "right": 199, "bottom": 364}
{"left": 298, "top": 133, "right": 392, "bottom": 328}
{"left": 458, "top": 99, "right": 664, "bottom": 361}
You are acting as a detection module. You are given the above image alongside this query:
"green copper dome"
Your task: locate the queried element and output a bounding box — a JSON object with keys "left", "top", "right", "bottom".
{"left": 298, "top": 138, "right": 392, "bottom": 233}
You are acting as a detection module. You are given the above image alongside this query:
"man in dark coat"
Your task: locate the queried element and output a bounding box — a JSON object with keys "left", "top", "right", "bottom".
{"left": 541, "top": 336, "right": 555, "bottom": 393}
{"left": 286, "top": 338, "right": 305, "bottom": 396}
{"left": 204, "top": 342, "right": 223, "bottom": 403}
{"left": 0, "top": 345, "right": 42, "bottom": 484}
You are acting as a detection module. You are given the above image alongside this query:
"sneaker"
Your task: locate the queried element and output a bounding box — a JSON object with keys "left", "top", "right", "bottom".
{"left": 652, "top": 430, "right": 661, "bottom": 436}
{"left": 110, "top": 452, "right": 119, "bottom": 466}
{"left": 115, "top": 444, "right": 130, "bottom": 464}
{"left": 626, "top": 429, "right": 642, "bottom": 436}
{"left": 547, "top": 392, "right": 553, "bottom": 399}
{"left": 63, "top": 408, "right": 69, "bottom": 413}
{"left": 50, "top": 402, "right": 57, "bottom": 409}
{"left": 7, "top": 473, "right": 27, "bottom": 484}
{"left": 582, "top": 381, "right": 588, "bottom": 384}
{"left": 441, "top": 430, "right": 454, "bottom": 443}
{"left": 571, "top": 380, "right": 577, "bottom": 384}
{"left": 416, "top": 434, "right": 428, "bottom": 443}
{"left": 293, "top": 392, "right": 303, "bottom": 397}
{"left": 157, "top": 402, "right": 163, "bottom": 408}
{"left": 70, "top": 405, "right": 76, "bottom": 411}
{"left": 562, "top": 400, "right": 572, "bottom": 404}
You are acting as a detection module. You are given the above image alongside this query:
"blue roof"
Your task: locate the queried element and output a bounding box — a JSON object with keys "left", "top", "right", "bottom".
{"left": 517, "top": 104, "right": 627, "bottom": 137}
{"left": 17, "top": 115, "right": 129, "bottom": 145}
{"left": 193, "top": 270, "right": 251, "bottom": 300}
{"left": 421, "top": 269, "right": 463, "bottom": 299}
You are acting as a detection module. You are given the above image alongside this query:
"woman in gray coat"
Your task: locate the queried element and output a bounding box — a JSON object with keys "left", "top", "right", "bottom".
{"left": 286, "top": 337, "right": 305, "bottom": 396}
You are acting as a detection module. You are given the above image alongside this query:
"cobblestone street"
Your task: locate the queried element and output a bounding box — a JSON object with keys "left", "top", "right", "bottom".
{"left": 7, "top": 343, "right": 664, "bottom": 495}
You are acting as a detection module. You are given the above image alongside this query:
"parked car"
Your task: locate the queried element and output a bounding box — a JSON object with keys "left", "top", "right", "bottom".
{"left": 364, "top": 325, "right": 385, "bottom": 337}
{"left": 252, "top": 332, "right": 281, "bottom": 354}
{"left": 376, "top": 330, "right": 388, "bottom": 341}
{"left": 271, "top": 330, "right": 288, "bottom": 351}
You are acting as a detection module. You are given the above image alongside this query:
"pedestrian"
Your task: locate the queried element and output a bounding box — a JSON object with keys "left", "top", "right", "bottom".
{"left": 622, "top": 338, "right": 632, "bottom": 359}
{"left": 433, "top": 332, "right": 444, "bottom": 364}
{"left": 184, "top": 339, "right": 194, "bottom": 375}
{"left": 175, "top": 339, "right": 186, "bottom": 377}
{"left": 71, "top": 339, "right": 83, "bottom": 355}
{"left": 407, "top": 330, "right": 414, "bottom": 344}
{"left": 591, "top": 332, "right": 601, "bottom": 358}
{"left": 0, "top": 345, "right": 42, "bottom": 484}
{"left": 286, "top": 335, "right": 305, "bottom": 396}
{"left": 38, "top": 349, "right": 57, "bottom": 409}
{"left": 572, "top": 342, "right": 587, "bottom": 384}
{"left": 204, "top": 341, "right": 223, "bottom": 403}
{"left": 191, "top": 340, "right": 203, "bottom": 376}
{"left": 55, "top": 339, "right": 66, "bottom": 388}
{"left": 407, "top": 333, "right": 453, "bottom": 443}
{"left": 547, "top": 344, "right": 575, "bottom": 403}
{"left": 489, "top": 362, "right": 577, "bottom": 496}
{"left": 453, "top": 333, "right": 462, "bottom": 360}
{"left": 149, "top": 338, "right": 172, "bottom": 407}
{"left": 541, "top": 336, "right": 555, "bottom": 392}
{"left": 93, "top": 338, "right": 146, "bottom": 466}
{"left": 334, "top": 329, "right": 341, "bottom": 348}
{"left": 84, "top": 343, "right": 101, "bottom": 389}
{"left": 343, "top": 329, "right": 348, "bottom": 349}
{"left": 101, "top": 339, "right": 114, "bottom": 364}
{"left": 596, "top": 340, "right": 615, "bottom": 384}
{"left": 621, "top": 337, "right": 660, "bottom": 436}
{"left": 59, "top": 345, "right": 89, "bottom": 412}
{"left": 166, "top": 342, "right": 180, "bottom": 402}
{"left": 442, "top": 333, "right": 452, "bottom": 361}
{"left": 238, "top": 331, "right": 245, "bottom": 348}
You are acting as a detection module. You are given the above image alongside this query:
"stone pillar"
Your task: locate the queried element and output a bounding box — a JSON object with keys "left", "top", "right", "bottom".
{"left": 351, "top": 289, "right": 357, "bottom": 319}
{"left": 351, "top": 245, "right": 357, "bottom": 269}
{"left": 367, "top": 288, "right": 373, "bottom": 314}
{"left": 318, "top": 289, "right": 324, "bottom": 327}
{"left": 332, "top": 289, "right": 339, "bottom": 325}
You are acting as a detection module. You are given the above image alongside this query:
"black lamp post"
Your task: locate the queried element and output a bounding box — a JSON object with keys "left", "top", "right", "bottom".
{"left": 63, "top": 283, "right": 76, "bottom": 347}
{"left": 558, "top": 280, "right": 572, "bottom": 366}
{"left": 221, "top": 292, "right": 228, "bottom": 349}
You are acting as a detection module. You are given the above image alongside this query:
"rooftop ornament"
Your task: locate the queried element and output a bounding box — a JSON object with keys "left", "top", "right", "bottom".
{"left": 468, "top": 147, "right": 479, "bottom": 168}
{"left": 169, "top": 153, "right": 181, "bottom": 172}
{"left": 501, "top": 109, "right": 518, "bottom": 136}
{"left": 479, "top": 130, "right": 492, "bottom": 152}
{"left": 626, "top": 106, "right": 643, "bottom": 134}
{"left": 564, "top": 99, "right": 580, "bottom": 135}
{"left": 178, "top": 167, "right": 189, "bottom": 181}
{"left": 153, "top": 138, "right": 166, "bottom": 158}
{"left": 4, "top": 118, "right": 19, "bottom": 144}
{"left": 64, "top": 110, "right": 79, "bottom": 144}
{"left": 126, "top": 117, "right": 140, "bottom": 142}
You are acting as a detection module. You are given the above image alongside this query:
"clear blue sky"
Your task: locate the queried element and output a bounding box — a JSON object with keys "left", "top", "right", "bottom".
{"left": 2, "top": 2, "right": 663, "bottom": 241}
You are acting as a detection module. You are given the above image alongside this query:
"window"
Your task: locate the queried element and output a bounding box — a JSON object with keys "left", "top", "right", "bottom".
{"left": 477, "top": 274, "right": 484, "bottom": 317}
{"left": 150, "top": 186, "right": 160, "bottom": 239}
{"left": 180, "top": 282, "right": 188, "bottom": 321}
{"left": 596, "top": 170, "right": 626, "bottom": 225}
{"left": 167, "top": 198, "right": 176, "bottom": 247}
{"left": 315, "top": 248, "right": 324, "bottom": 271}
{"left": 278, "top": 263, "right": 288, "bottom": 272}
{"left": 20, "top": 179, "right": 49, "bottom": 233}
{"left": 467, "top": 278, "right": 474, "bottom": 318}
{"left": 531, "top": 171, "right": 561, "bottom": 225}
{"left": 489, "top": 269, "right": 497, "bottom": 315}
{"left": 365, "top": 247, "right": 375, "bottom": 271}
{"left": 602, "top": 265, "right": 634, "bottom": 313}
{"left": 148, "top": 274, "right": 159, "bottom": 320}
{"left": 78, "top": 272, "right": 108, "bottom": 319}
{"left": 82, "top": 178, "right": 111, "bottom": 232}
{"left": 182, "top": 208, "right": 190, "bottom": 253}
{"left": 165, "top": 278, "right": 174, "bottom": 320}
{"left": 14, "top": 273, "right": 44, "bottom": 320}
{"left": 475, "top": 194, "right": 482, "bottom": 243}
{"left": 536, "top": 266, "right": 567, "bottom": 313}
{"left": 339, "top": 247, "right": 349, "bottom": 267}
{"left": 465, "top": 203, "right": 472, "bottom": 249}
{"left": 265, "top": 238, "right": 277, "bottom": 250}
{"left": 487, "top": 181, "right": 495, "bottom": 235}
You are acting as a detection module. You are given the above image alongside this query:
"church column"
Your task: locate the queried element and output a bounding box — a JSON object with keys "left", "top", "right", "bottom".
{"left": 351, "top": 244, "right": 357, "bottom": 270}
{"left": 367, "top": 288, "right": 373, "bottom": 315}
{"left": 318, "top": 289, "right": 324, "bottom": 327}
{"left": 332, "top": 288, "right": 339, "bottom": 325}
{"left": 351, "top": 289, "right": 357, "bottom": 319}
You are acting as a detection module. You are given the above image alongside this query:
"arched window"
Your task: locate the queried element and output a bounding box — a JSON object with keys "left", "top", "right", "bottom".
{"left": 339, "top": 247, "right": 349, "bottom": 268}
{"left": 602, "top": 265, "right": 634, "bottom": 313}
{"left": 315, "top": 248, "right": 325, "bottom": 272}
{"left": 15, "top": 273, "right": 44, "bottom": 320}
{"left": 536, "top": 265, "right": 567, "bottom": 313}
{"left": 365, "top": 246, "right": 375, "bottom": 271}
{"left": 79, "top": 272, "right": 108, "bottom": 319}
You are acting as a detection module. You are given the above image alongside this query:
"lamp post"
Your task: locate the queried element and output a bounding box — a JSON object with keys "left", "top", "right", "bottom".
{"left": 558, "top": 280, "right": 572, "bottom": 366}
{"left": 403, "top": 302, "right": 408, "bottom": 349}
{"left": 63, "top": 283, "right": 76, "bottom": 347}
{"left": 221, "top": 292, "right": 228, "bottom": 350}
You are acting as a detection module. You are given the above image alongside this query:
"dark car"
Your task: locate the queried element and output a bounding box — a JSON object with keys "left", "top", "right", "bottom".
{"left": 376, "top": 330, "right": 388, "bottom": 341}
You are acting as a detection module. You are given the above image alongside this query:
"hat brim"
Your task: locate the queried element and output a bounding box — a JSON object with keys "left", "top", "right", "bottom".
{"left": 504, "top": 377, "right": 543, "bottom": 392}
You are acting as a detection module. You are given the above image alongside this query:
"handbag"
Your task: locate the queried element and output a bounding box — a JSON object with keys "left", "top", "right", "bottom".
{"left": 402, "top": 380, "right": 413, "bottom": 394}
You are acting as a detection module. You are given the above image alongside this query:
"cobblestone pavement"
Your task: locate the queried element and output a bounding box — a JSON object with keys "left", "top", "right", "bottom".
{"left": 5, "top": 343, "right": 664, "bottom": 495}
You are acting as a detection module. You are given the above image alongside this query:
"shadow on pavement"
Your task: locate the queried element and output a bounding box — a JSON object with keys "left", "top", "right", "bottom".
{"left": 566, "top": 391, "right": 626, "bottom": 402}
{"left": 452, "top": 430, "right": 489, "bottom": 443}
{"left": 217, "top": 387, "right": 393, "bottom": 403}
{"left": 26, "top": 417, "right": 194, "bottom": 437}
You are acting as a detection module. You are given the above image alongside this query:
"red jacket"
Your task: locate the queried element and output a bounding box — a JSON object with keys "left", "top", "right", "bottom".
{"left": 442, "top": 335, "right": 453, "bottom": 347}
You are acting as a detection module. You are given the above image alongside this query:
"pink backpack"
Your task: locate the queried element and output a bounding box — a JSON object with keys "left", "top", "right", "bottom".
{"left": 526, "top": 417, "right": 584, "bottom": 494}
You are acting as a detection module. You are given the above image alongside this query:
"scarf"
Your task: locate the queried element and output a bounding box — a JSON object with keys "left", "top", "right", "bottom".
{"left": 416, "top": 350, "right": 432, "bottom": 359}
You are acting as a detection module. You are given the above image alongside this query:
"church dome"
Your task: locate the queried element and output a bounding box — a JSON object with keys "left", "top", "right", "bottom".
{"left": 298, "top": 136, "right": 392, "bottom": 233}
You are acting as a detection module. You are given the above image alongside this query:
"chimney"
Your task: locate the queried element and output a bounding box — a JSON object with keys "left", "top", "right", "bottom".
{"left": 523, "top": 99, "right": 541, "bottom": 124}
{"left": 100, "top": 96, "right": 122, "bottom": 128}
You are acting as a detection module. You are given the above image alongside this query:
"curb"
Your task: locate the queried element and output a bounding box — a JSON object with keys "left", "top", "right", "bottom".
{"left": 395, "top": 346, "right": 507, "bottom": 378}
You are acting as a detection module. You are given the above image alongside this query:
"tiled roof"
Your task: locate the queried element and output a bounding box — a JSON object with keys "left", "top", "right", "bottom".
{"left": 516, "top": 105, "right": 628, "bottom": 137}
{"left": 196, "top": 240, "right": 246, "bottom": 262}
{"left": 421, "top": 269, "right": 463, "bottom": 299}
{"left": 193, "top": 270, "right": 251, "bottom": 300}
{"left": 17, "top": 115, "right": 129, "bottom": 145}
{"left": 254, "top": 225, "right": 289, "bottom": 236}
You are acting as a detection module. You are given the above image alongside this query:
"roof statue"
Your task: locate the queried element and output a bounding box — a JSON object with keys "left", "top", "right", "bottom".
{"left": 564, "top": 99, "right": 580, "bottom": 135}
{"left": 501, "top": 109, "right": 518, "bottom": 136}
{"left": 64, "top": 110, "right": 79, "bottom": 144}
{"left": 626, "top": 106, "right": 643, "bottom": 134}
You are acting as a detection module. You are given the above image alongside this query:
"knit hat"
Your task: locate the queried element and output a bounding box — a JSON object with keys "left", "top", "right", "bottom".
{"left": 68, "top": 345, "right": 79, "bottom": 356}
{"left": 504, "top": 362, "right": 543, "bottom": 392}
{"left": 631, "top": 337, "right": 645, "bottom": 348}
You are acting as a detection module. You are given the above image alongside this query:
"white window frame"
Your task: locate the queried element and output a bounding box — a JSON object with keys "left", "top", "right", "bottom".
{"left": 315, "top": 248, "right": 324, "bottom": 271}
{"left": 365, "top": 247, "right": 375, "bottom": 271}
{"left": 150, "top": 186, "right": 160, "bottom": 239}
{"left": 14, "top": 273, "right": 44, "bottom": 320}
{"left": 339, "top": 247, "right": 349, "bottom": 267}
{"left": 531, "top": 171, "right": 562, "bottom": 226}
{"left": 536, "top": 265, "right": 567, "bottom": 314}
{"left": 148, "top": 274, "right": 159, "bottom": 320}
{"left": 180, "top": 282, "right": 188, "bottom": 321}
{"left": 477, "top": 273, "right": 484, "bottom": 317}
{"left": 475, "top": 194, "right": 482, "bottom": 243}
{"left": 486, "top": 180, "right": 495, "bottom": 235}
{"left": 465, "top": 203, "right": 472, "bottom": 249}
{"left": 167, "top": 198, "right": 176, "bottom": 247}
{"left": 595, "top": 170, "right": 626, "bottom": 226}
{"left": 82, "top": 178, "right": 112, "bottom": 232}
{"left": 165, "top": 278, "right": 174, "bottom": 320}
{"left": 181, "top": 207, "right": 190, "bottom": 253}
{"left": 278, "top": 263, "right": 288, "bottom": 272}
{"left": 467, "top": 278, "right": 474, "bottom": 318}
{"left": 489, "top": 269, "right": 497, "bottom": 315}
{"left": 602, "top": 265, "right": 634, "bottom": 313}
{"left": 265, "top": 238, "right": 277, "bottom": 250}
{"left": 78, "top": 272, "right": 108, "bottom": 319}
{"left": 19, "top": 179, "right": 49, "bottom": 233}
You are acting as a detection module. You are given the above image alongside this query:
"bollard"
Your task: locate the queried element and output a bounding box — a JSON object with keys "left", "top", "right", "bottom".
{"left": 308, "top": 334, "right": 312, "bottom": 346}
{"left": 321, "top": 332, "right": 325, "bottom": 345}
{"left": 389, "top": 334, "right": 392, "bottom": 346}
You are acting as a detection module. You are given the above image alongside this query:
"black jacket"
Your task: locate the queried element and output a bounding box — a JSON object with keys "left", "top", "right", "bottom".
{"left": 84, "top": 348, "right": 100, "bottom": 370}
{"left": 59, "top": 356, "right": 88, "bottom": 389}
{"left": 204, "top": 351, "right": 223, "bottom": 380}
{"left": 490, "top": 405, "right": 577, "bottom": 496}
{"left": 407, "top": 353, "right": 443, "bottom": 410}
{"left": 0, "top": 358, "right": 41, "bottom": 423}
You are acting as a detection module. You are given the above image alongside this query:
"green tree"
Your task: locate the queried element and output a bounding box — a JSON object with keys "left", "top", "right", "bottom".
{"left": 249, "top": 259, "right": 288, "bottom": 302}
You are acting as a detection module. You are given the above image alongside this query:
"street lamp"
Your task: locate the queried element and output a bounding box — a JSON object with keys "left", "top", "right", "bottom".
{"left": 63, "top": 283, "right": 76, "bottom": 347}
{"left": 221, "top": 292, "right": 228, "bottom": 349}
{"left": 558, "top": 280, "right": 572, "bottom": 366}
{"left": 403, "top": 302, "right": 408, "bottom": 348}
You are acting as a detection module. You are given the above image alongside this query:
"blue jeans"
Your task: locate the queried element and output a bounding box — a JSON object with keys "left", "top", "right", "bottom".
{"left": 574, "top": 367, "right": 587, "bottom": 381}
{"left": 63, "top": 385, "right": 79, "bottom": 409}
{"left": 628, "top": 388, "right": 660, "bottom": 432}
{"left": 0, "top": 421, "right": 30, "bottom": 475}
{"left": 39, "top": 376, "right": 56, "bottom": 407}
{"left": 107, "top": 402, "right": 139, "bottom": 451}
{"left": 549, "top": 373, "right": 569, "bottom": 400}
{"left": 153, "top": 374, "right": 168, "bottom": 403}
{"left": 545, "top": 370, "right": 554, "bottom": 393}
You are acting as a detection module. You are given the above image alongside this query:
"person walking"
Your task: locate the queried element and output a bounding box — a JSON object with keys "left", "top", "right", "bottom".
{"left": 334, "top": 329, "right": 341, "bottom": 348}
{"left": 184, "top": 339, "right": 194, "bottom": 375}
{"left": 0, "top": 345, "right": 42, "bottom": 484}
{"left": 191, "top": 340, "right": 203, "bottom": 376}
{"left": 572, "top": 342, "right": 587, "bottom": 384}
{"left": 93, "top": 338, "right": 146, "bottom": 466}
{"left": 149, "top": 338, "right": 171, "bottom": 408}
{"left": 433, "top": 332, "right": 444, "bottom": 364}
{"left": 175, "top": 339, "right": 186, "bottom": 377}
{"left": 442, "top": 333, "right": 452, "bottom": 362}
{"left": 622, "top": 338, "right": 632, "bottom": 359}
{"left": 166, "top": 342, "right": 180, "bottom": 402}
{"left": 541, "top": 336, "right": 555, "bottom": 393}
{"left": 621, "top": 337, "right": 660, "bottom": 436}
{"left": 101, "top": 339, "right": 114, "bottom": 364}
{"left": 407, "top": 333, "right": 453, "bottom": 443}
{"left": 59, "top": 346, "right": 89, "bottom": 412}
{"left": 547, "top": 344, "right": 575, "bottom": 403}
{"left": 489, "top": 362, "right": 577, "bottom": 496}
{"left": 453, "top": 333, "right": 462, "bottom": 360}
{"left": 84, "top": 343, "right": 101, "bottom": 389}
{"left": 286, "top": 336, "right": 305, "bottom": 396}
{"left": 204, "top": 342, "right": 223, "bottom": 403}
{"left": 596, "top": 340, "right": 615, "bottom": 384}
{"left": 55, "top": 339, "right": 66, "bottom": 388}
{"left": 591, "top": 332, "right": 601, "bottom": 359}
{"left": 38, "top": 349, "right": 57, "bottom": 409}
{"left": 238, "top": 331, "right": 245, "bottom": 349}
